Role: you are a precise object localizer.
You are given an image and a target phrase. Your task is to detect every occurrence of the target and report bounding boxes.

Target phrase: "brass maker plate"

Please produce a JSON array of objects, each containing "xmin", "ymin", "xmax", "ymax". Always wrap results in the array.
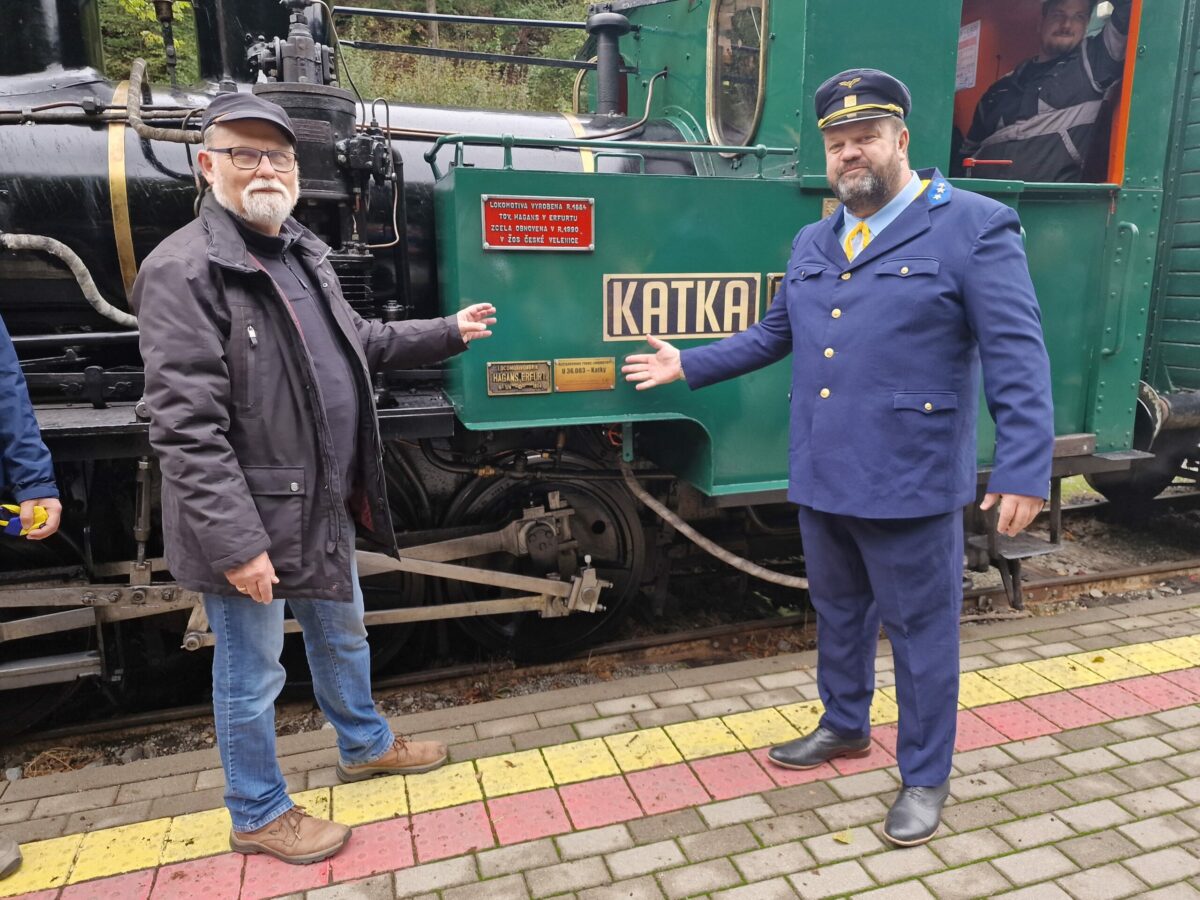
[
  {"xmin": 486, "ymin": 360, "xmax": 552, "ymax": 396},
  {"xmin": 554, "ymin": 357, "xmax": 616, "ymax": 392}
]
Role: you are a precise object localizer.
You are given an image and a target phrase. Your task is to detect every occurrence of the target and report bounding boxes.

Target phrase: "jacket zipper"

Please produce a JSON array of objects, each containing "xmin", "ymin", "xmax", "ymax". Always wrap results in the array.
[{"xmin": 247, "ymin": 324, "xmax": 258, "ymax": 347}]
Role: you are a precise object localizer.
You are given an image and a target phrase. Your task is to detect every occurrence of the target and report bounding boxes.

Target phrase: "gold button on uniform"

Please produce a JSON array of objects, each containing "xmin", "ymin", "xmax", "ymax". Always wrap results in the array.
[
  {"xmin": 924, "ymin": 402, "xmax": 933, "ymax": 411},
  {"xmin": 824, "ymin": 348, "xmax": 835, "ymax": 358},
  {"xmin": 901, "ymin": 266, "xmax": 910, "ymax": 275},
  {"xmin": 819, "ymin": 388, "xmax": 831, "ymax": 399},
  {"xmin": 831, "ymin": 308, "xmax": 842, "ymax": 319},
  {"xmin": 840, "ymin": 272, "xmax": 852, "ymax": 281}
]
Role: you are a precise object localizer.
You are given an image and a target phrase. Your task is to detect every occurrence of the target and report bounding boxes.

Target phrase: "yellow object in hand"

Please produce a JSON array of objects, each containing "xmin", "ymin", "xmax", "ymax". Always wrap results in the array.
[{"xmin": 0, "ymin": 503, "xmax": 48, "ymax": 536}]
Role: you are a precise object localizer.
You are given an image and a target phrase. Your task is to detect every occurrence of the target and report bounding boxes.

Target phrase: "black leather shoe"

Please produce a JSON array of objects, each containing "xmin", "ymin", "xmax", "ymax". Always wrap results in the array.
[
  {"xmin": 766, "ymin": 726, "xmax": 872, "ymax": 770},
  {"xmin": 883, "ymin": 780, "xmax": 951, "ymax": 846}
]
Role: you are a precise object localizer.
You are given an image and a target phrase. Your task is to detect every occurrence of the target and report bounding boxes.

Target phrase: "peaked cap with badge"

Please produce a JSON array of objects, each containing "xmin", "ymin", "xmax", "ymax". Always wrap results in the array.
[{"xmin": 814, "ymin": 68, "xmax": 912, "ymax": 131}]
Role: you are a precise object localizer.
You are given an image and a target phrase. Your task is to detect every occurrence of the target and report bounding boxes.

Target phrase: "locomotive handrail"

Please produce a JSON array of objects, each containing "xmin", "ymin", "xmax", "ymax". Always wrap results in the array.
[{"xmin": 424, "ymin": 134, "xmax": 796, "ymax": 179}]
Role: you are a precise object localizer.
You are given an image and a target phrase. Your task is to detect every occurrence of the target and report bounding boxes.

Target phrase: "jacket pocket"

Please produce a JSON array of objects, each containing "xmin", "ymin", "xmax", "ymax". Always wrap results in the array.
[
  {"xmin": 893, "ymin": 391, "xmax": 958, "ymax": 413},
  {"xmin": 230, "ymin": 305, "xmax": 262, "ymax": 417},
  {"xmin": 877, "ymin": 258, "xmax": 940, "ymax": 278},
  {"xmin": 788, "ymin": 262, "xmax": 828, "ymax": 282},
  {"xmin": 892, "ymin": 392, "xmax": 958, "ymax": 494},
  {"xmin": 244, "ymin": 465, "xmax": 304, "ymax": 573}
]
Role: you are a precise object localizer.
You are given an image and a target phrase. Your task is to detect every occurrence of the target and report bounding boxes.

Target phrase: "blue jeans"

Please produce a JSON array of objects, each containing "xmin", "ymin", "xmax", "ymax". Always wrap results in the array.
[{"xmin": 203, "ymin": 559, "xmax": 393, "ymax": 832}]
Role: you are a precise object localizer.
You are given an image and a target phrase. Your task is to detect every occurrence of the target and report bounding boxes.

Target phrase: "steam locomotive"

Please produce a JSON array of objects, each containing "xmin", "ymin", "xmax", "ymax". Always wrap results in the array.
[{"xmin": 0, "ymin": 0, "xmax": 1193, "ymax": 736}]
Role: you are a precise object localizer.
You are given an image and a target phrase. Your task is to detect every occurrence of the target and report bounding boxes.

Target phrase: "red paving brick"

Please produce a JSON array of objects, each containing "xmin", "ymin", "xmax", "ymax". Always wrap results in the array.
[
  {"xmin": 953, "ymin": 710, "xmax": 1008, "ymax": 752},
  {"xmin": 750, "ymin": 748, "xmax": 837, "ymax": 787},
  {"xmin": 488, "ymin": 788, "xmax": 572, "ymax": 846},
  {"xmin": 627, "ymin": 763, "xmax": 711, "ymax": 815},
  {"xmin": 830, "ymin": 740, "xmax": 896, "ymax": 775},
  {"xmin": 690, "ymin": 753, "xmax": 775, "ymax": 801},
  {"xmin": 871, "ymin": 724, "xmax": 900, "ymax": 758},
  {"xmin": 149, "ymin": 853, "xmax": 244, "ymax": 900},
  {"xmin": 1072, "ymin": 683, "xmax": 1159, "ymax": 719},
  {"xmin": 1161, "ymin": 667, "xmax": 1200, "ymax": 695},
  {"xmin": 329, "ymin": 817, "xmax": 415, "ymax": 883},
  {"xmin": 973, "ymin": 701, "xmax": 1059, "ymax": 741},
  {"xmin": 14, "ymin": 893, "xmax": 59, "ymax": 900},
  {"xmin": 1118, "ymin": 674, "xmax": 1199, "ymax": 710},
  {"xmin": 240, "ymin": 852, "xmax": 331, "ymax": 900},
  {"xmin": 1024, "ymin": 691, "xmax": 1113, "ymax": 730},
  {"xmin": 410, "ymin": 802, "xmax": 495, "ymax": 863},
  {"xmin": 61, "ymin": 871, "xmax": 154, "ymax": 900},
  {"xmin": 559, "ymin": 775, "xmax": 643, "ymax": 830}
]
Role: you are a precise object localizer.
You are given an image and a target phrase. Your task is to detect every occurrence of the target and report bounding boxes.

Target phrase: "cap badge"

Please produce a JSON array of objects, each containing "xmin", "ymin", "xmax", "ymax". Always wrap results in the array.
[
  {"xmin": 843, "ymin": 94, "xmax": 857, "ymax": 109},
  {"xmin": 838, "ymin": 77, "xmax": 862, "ymax": 90}
]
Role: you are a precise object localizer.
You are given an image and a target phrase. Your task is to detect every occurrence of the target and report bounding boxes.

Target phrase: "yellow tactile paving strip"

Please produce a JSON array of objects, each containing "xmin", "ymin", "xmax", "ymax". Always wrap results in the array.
[{"xmin": 6, "ymin": 627, "xmax": 1200, "ymax": 897}]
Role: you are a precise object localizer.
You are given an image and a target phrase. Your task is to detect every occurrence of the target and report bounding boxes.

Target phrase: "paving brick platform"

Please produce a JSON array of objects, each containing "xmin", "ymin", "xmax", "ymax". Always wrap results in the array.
[{"xmin": 5, "ymin": 592, "xmax": 1200, "ymax": 898}]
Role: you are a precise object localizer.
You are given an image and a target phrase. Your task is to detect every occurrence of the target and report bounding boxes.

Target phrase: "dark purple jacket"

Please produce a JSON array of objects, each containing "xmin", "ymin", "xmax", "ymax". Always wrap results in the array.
[{"xmin": 133, "ymin": 194, "xmax": 464, "ymax": 600}]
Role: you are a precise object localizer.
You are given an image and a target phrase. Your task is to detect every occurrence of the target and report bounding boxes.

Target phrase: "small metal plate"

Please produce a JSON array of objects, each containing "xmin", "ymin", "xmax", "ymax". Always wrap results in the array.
[
  {"xmin": 767, "ymin": 273, "xmax": 785, "ymax": 307},
  {"xmin": 486, "ymin": 360, "xmax": 552, "ymax": 396},
  {"xmin": 482, "ymin": 194, "xmax": 595, "ymax": 251},
  {"xmin": 554, "ymin": 357, "xmax": 616, "ymax": 392}
]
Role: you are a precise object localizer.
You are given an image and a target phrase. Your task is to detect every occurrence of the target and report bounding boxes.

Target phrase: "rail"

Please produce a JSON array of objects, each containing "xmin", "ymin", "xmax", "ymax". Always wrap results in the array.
[{"xmin": 423, "ymin": 134, "xmax": 797, "ymax": 179}]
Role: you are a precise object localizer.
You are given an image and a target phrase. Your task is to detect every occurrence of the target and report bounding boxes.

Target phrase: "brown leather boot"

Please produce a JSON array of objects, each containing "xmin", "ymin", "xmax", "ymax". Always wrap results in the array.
[
  {"xmin": 337, "ymin": 735, "xmax": 448, "ymax": 782},
  {"xmin": 229, "ymin": 806, "xmax": 349, "ymax": 864}
]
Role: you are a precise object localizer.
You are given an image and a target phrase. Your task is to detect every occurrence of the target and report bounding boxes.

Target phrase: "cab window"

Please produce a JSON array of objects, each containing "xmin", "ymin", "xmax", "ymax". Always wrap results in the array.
[{"xmin": 707, "ymin": 0, "xmax": 769, "ymax": 148}]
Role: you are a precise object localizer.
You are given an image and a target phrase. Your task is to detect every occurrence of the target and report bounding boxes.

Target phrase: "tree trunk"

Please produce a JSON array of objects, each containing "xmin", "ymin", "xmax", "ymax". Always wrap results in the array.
[{"xmin": 427, "ymin": 0, "xmax": 439, "ymax": 48}]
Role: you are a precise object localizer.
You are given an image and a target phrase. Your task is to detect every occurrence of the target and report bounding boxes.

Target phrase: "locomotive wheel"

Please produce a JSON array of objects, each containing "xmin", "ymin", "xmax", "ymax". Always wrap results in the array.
[
  {"xmin": 442, "ymin": 455, "xmax": 646, "ymax": 662},
  {"xmin": 1085, "ymin": 454, "xmax": 1182, "ymax": 508}
]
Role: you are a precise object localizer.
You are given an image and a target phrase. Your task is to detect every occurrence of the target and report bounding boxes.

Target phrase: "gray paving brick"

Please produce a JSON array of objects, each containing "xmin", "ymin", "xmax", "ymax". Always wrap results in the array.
[
  {"xmin": 477, "ymin": 715, "xmax": 541, "ymax": 740},
  {"xmin": 745, "ymin": 689, "xmax": 805, "ymax": 710},
  {"xmin": 1119, "ymin": 814, "xmax": 1200, "ymax": 851},
  {"xmin": 536, "ymin": 704, "xmax": 599, "ymax": 728},
  {"xmin": 922, "ymin": 861, "xmax": 1012, "ymax": 900},
  {"xmin": 952, "ymin": 746, "xmax": 1017, "ymax": 775},
  {"xmin": 814, "ymin": 796, "xmax": 888, "ymax": 831},
  {"xmin": 194, "ymin": 768, "xmax": 225, "ymax": 791},
  {"xmin": 65, "ymin": 800, "xmax": 153, "ymax": 835},
  {"xmin": 1000, "ymin": 759, "xmax": 1073, "ymax": 788},
  {"xmin": 1056, "ymin": 724, "xmax": 1122, "ymax": 752},
  {"xmin": 478, "ymin": 839, "xmax": 559, "ymax": 878},
  {"xmin": 951, "ymin": 770, "xmax": 1017, "ymax": 801},
  {"xmin": 7, "ymin": 814, "xmax": 66, "ymax": 841},
  {"xmin": 0, "ymin": 799, "xmax": 34, "ymax": 826},
  {"xmin": 1055, "ymin": 799, "xmax": 1135, "ymax": 832},
  {"xmin": 606, "ymin": 841, "xmax": 687, "ymax": 880},
  {"xmin": 994, "ymin": 885, "xmax": 1074, "ymax": 900},
  {"xmin": 628, "ymin": 810, "xmax": 707, "ymax": 846},
  {"xmin": 991, "ymin": 846, "xmax": 1078, "ymax": 886},
  {"xmin": 860, "ymin": 845, "xmax": 943, "ymax": 884},
  {"xmin": 679, "ymin": 824, "xmax": 759, "ymax": 862},
  {"xmin": 527, "ymin": 857, "xmax": 611, "ymax": 898},
  {"xmin": 856, "ymin": 881, "xmax": 937, "ymax": 900},
  {"xmin": 764, "ymin": 782, "xmax": 838, "ymax": 816},
  {"xmin": 1171, "ymin": 751, "xmax": 1200, "ymax": 776},
  {"xmin": 1074, "ymin": 622, "xmax": 1121, "ymax": 637},
  {"xmin": 1056, "ymin": 829, "xmax": 1141, "ymax": 868},
  {"xmin": 650, "ymin": 688, "xmax": 711, "ymax": 706},
  {"xmin": 756, "ymin": 670, "xmax": 814, "ymax": 691},
  {"xmin": 698, "ymin": 795, "xmax": 774, "ymax": 828},
  {"xmin": 633, "ymin": 706, "xmax": 695, "ymax": 729},
  {"xmin": 803, "ymin": 826, "xmax": 884, "ymax": 863},
  {"xmin": 309, "ymin": 874, "xmax": 397, "ymax": 900},
  {"xmin": 147, "ymin": 786, "xmax": 227, "ymax": 819},
  {"xmin": 1056, "ymin": 861, "xmax": 1148, "ymax": 899},
  {"xmin": 690, "ymin": 697, "xmax": 752, "ymax": 717},
  {"xmin": 658, "ymin": 858, "xmax": 741, "ymax": 900},
  {"xmin": 732, "ymin": 843, "xmax": 814, "ymax": 881},
  {"xmin": 1108, "ymin": 716, "xmax": 1173, "ymax": 740},
  {"xmin": 992, "ymin": 649, "xmax": 1041, "ymax": 664},
  {"xmin": 31, "ymin": 785, "xmax": 118, "ymax": 819},
  {"xmin": 1115, "ymin": 786, "xmax": 1192, "ymax": 818},
  {"xmin": 307, "ymin": 767, "xmax": 340, "ymax": 790},
  {"xmin": 441, "ymin": 874, "xmax": 530, "ymax": 900},
  {"xmin": 827, "ymin": 769, "xmax": 898, "ymax": 801},
  {"xmin": 394, "ymin": 857, "xmax": 479, "ymax": 898},
  {"xmin": 1114, "ymin": 759, "xmax": 1186, "ymax": 790},
  {"xmin": 1162, "ymin": 727, "xmax": 1200, "ymax": 753},
  {"xmin": 596, "ymin": 695, "xmax": 657, "ymax": 717},
  {"xmin": 1138, "ymin": 884, "xmax": 1200, "ymax": 900},
  {"xmin": 1032, "ymin": 641, "xmax": 1084, "ymax": 657},
  {"xmin": 1006, "ymin": 736, "xmax": 1069, "ymax": 762},
  {"xmin": 1000, "ymin": 785, "xmax": 1073, "ymax": 817},
  {"xmin": 1057, "ymin": 772, "xmax": 1129, "ymax": 803},
  {"xmin": 928, "ymin": 827, "xmax": 1012, "ymax": 867},
  {"xmin": 557, "ymin": 825, "xmax": 634, "ymax": 860},
  {"xmin": 993, "ymin": 634, "xmax": 1042, "ymax": 650},
  {"xmin": 960, "ymin": 655, "xmax": 994, "ymax": 672},
  {"xmin": 448, "ymin": 735, "xmax": 516, "ymax": 763},
  {"xmin": 1155, "ymin": 707, "xmax": 1200, "ymax": 729},
  {"xmin": 513, "ymin": 725, "xmax": 579, "ymax": 751},
  {"xmin": 1124, "ymin": 848, "xmax": 1200, "ymax": 887},
  {"xmin": 1111, "ymin": 736, "xmax": 1177, "ymax": 763},
  {"xmin": 578, "ymin": 875, "xmax": 666, "ymax": 900},
  {"xmin": 1059, "ymin": 747, "xmax": 1124, "ymax": 775},
  {"xmin": 113, "ymin": 772, "xmax": 198, "ymax": 804},
  {"xmin": 941, "ymin": 797, "xmax": 1016, "ymax": 832},
  {"xmin": 995, "ymin": 813, "xmax": 1076, "ymax": 850},
  {"xmin": 576, "ymin": 716, "xmax": 639, "ymax": 739},
  {"xmin": 788, "ymin": 860, "xmax": 874, "ymax": 899},
  {"xmin": 1075, "ymin": 635, "xmax": 1124, "ymax": 651},
  {"xmin": 706, "ymin": 678, "xmax": 769, "ymax": 700},
  {"xmin": 712, "ymin": 877, "xmax": 800, "ymax": 900},
  {"xmin": 751, "ymin": 812, "xmax": 826, "ymax": 846}
]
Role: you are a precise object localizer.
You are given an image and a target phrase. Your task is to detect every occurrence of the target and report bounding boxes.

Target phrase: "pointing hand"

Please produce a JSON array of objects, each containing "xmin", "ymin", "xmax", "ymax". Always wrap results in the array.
[{"xmin": 621, "ymin": 336, "xmax": 683, "ymax": 391}]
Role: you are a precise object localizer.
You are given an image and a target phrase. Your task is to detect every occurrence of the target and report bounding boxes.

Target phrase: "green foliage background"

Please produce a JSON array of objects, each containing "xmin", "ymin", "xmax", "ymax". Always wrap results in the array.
[{"xmin": 98, "ymin": 0, "xmax": 592, "ymax": 112}]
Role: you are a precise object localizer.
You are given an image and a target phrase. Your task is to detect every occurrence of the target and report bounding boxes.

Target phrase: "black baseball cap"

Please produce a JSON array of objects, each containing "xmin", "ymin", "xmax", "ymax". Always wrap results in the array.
[
  {"xmin": 814, "ymin": 68, "xmax": 912, "ymax": 131},
  {"xmin": 201, "ymin": 91, "xmax": 297, "ymax": 146}
]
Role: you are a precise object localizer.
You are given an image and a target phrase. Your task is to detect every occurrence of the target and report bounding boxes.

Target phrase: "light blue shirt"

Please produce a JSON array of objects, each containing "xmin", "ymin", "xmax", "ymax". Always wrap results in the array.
[{"xmin": 836, "ymin": 171, "xmax": 925, "ymax": 249}]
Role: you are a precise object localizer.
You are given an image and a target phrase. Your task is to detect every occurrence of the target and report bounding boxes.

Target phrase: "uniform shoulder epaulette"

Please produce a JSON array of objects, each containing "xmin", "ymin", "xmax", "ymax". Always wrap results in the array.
[{"xmin": 927, "ymin": 179, "xmax": 952, "ymax": 207}]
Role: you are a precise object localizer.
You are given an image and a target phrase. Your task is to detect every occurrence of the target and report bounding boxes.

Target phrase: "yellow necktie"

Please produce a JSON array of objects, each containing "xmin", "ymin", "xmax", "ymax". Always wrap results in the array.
[{"xmin": 844, "ymin": 221, "xmax": 871, "ymax": 261}]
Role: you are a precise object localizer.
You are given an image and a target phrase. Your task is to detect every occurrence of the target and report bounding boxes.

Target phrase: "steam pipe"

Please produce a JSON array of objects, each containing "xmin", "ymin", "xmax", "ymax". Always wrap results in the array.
[{"xmin": 0, "ymin": 233, "xmax": 137, "ymax": 328}]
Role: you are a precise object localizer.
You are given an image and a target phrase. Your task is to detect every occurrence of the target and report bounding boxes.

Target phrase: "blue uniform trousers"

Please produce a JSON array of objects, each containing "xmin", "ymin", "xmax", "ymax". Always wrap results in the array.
[{"xmin": 798, "ymin": 505, "xmax": 963, "ymax": 787}]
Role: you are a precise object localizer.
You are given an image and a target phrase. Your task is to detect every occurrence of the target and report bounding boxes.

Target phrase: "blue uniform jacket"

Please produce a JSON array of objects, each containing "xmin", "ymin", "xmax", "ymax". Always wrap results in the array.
[
  {"xmin": 0, "ymin": 313, "xmax": 57, "ymax": 503},
  {"xmin": 680, "ymin": 169, "xmax": 1054, "ymax": 519}
]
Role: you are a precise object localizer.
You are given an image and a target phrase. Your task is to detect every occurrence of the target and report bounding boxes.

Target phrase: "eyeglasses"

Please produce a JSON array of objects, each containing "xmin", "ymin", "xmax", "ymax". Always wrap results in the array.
[{"xmin": 208, "ymin": 147, "xmax": 298, "ymax": 172}]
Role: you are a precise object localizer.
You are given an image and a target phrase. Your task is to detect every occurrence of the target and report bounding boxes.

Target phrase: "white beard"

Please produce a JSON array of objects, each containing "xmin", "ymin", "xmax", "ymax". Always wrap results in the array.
[{"xmin": 213, "ymin": 176, "xmax": 298, "ymax": 232}]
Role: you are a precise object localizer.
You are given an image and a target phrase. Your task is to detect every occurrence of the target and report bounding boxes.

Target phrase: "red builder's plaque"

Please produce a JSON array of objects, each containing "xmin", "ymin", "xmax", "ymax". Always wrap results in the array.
[{"xmin": 481, "ymin": 195, "xmax": 595, "ymax": 251}]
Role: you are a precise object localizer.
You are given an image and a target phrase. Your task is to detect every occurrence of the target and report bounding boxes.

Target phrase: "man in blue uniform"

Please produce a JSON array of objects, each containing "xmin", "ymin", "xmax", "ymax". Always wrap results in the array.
[{"xmin": 623, "ymin": 69, "xmax": 1054, "ymax": 846}]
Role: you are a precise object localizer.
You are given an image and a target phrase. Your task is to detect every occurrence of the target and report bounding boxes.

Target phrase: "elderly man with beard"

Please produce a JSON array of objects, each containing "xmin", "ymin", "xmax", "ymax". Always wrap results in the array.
[
  {"xmin": 623, "ymin": 69, "xmax": 1054, "ymax": 846},
  {"xmin": 132, "ymin": 92, "xmax": 496, "ymax": 865}
]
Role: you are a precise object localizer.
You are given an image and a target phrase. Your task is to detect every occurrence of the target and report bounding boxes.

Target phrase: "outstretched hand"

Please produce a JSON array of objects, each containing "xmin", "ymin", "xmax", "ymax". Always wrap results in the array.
[
  {"xmin": 622, "ymin": 335, "xmax": 683, "ymax": 391},
  {"xmin": 980, "ymin": 492, "xmax": 1044, "ymax": 537},
  {"xmin": 457, "ymin": 303, "xmax": 497, "ymax": 344}
]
